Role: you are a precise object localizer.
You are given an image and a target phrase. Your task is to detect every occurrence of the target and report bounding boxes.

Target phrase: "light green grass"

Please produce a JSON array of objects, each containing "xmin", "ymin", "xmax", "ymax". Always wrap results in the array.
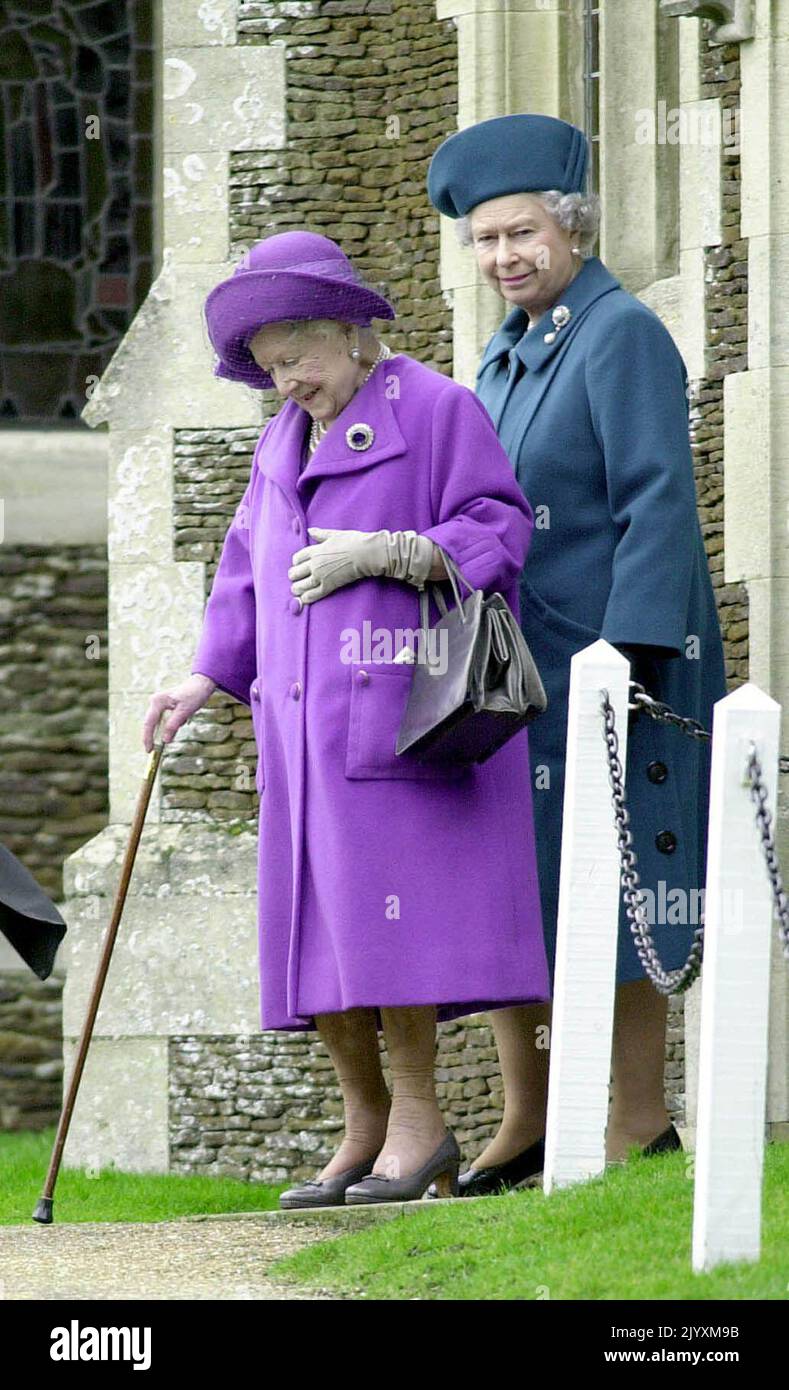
[
  {"xmin": 0, "ymin": 1128, "xmax": 282, "ymax": 1225},
  {"xmin": 267, "ymin": 1142, "xmax": 789, "ymax": 1300},
  {"xmin": 5, "ymin": 1129, "xmax": 787, "ymax": 1300}
]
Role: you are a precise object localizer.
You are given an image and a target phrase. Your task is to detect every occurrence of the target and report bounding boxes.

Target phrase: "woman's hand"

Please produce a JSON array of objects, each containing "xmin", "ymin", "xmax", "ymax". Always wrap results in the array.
[
  {"xmin": 142, "ymin": 673, "xmax": 217, "ymax": 751},
  {"xmin": 289, "ymin": 527, "xmax": 436, "ymax": 603}
]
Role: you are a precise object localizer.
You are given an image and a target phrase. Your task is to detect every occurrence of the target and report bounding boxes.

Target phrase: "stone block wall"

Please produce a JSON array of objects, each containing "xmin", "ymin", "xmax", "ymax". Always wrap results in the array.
[
  {"xmin": 0, "ymin": 974, "xmax": 64, "ymax": 1131},
  {"xmin": 169, "ymin": 1006, "xmax": 684, "ymax": 1185},
  {"xmin": 169, "ymin": 1017, "xmax": 507, "ymax": 1183},
  {"xmin": 659, "ymin": 29, "xmax": 748, "ymax": 1137},
  {"xmin": 164, "ymin": 427, "xmax": 262, "ymax": 823},
  {"xmin": 233, "ymin": 0, "xmax": 457, "ymax": 375},
  {"xmin": 692, "ymin": 32, "xmax": 748, "ymax": 691},
  {"xmin": 0, "ymin": 543, "xmax": 108, "ymax": 1130},
  {"xmin": 0, "ymin": 546, "xmax": 109, "ymax": 893}
]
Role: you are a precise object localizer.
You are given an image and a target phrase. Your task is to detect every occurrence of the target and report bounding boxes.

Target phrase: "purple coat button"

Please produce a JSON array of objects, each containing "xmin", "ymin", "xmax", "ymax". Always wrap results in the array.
[
  {"xmin": 251, "ymin": 682, "xmax": 260, "ymax": 701},
  {"xmin": 355, "ymin": 669, "xmax": 370, "ymax": 685},
  {"xmin": 290, "ymin": 681, "xmax": 302, "ymax": 699},
  {"xmin": 292, "ymin": 517, "xmax": 301, "ymax": 533},
  {"xmin": 289, "ymin": 596, "xmax": 303, "ymax": 614}
]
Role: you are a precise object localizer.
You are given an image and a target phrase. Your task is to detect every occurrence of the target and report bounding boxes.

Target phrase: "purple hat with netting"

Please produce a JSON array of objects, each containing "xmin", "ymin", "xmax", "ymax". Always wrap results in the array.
[{"xmin": 204, "ymin": 231, "xmax": 397, "ymax": 390}]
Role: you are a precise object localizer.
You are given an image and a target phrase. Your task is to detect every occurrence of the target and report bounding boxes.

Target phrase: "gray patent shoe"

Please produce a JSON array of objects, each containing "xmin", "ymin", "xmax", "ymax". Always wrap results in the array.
[
  {"xmin": 279, "ymin": 1154, "xmax": 383, "ymax": 1209},
  {"xmin": 344, "ymin": 1130, "xmax": 461, "ymax": 1204}
]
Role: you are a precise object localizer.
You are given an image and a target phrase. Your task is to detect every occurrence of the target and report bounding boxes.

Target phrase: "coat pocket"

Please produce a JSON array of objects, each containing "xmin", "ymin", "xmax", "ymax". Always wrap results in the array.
[
  {"xmin": 249, "ymin": 678, "xmax": 265, "ymax": 792},
  {"xmin": 344, "ymin": 661, "xmax": 471, "ymax": 782},
  {"xmin": 519, "ymin": 576, "xmax": 602, "ymax": 646}
]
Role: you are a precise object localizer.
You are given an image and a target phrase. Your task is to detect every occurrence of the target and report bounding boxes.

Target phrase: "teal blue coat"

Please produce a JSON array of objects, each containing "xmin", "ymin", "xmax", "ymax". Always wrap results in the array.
[{"xmin": 476, "ymin": 255, "xmax": 728, "ymax": 985}]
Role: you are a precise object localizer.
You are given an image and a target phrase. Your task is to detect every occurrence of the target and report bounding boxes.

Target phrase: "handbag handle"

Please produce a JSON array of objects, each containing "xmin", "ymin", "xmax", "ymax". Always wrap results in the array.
[{"xmin": 419, "ymin": 547, "xmax": 476, "ymax": 631}]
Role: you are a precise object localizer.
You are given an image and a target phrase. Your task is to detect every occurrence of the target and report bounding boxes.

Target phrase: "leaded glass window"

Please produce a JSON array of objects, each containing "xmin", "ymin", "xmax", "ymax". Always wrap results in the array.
[{"xmin": 0, "ymin": 0, "xmax": 154, "ymax": 424}]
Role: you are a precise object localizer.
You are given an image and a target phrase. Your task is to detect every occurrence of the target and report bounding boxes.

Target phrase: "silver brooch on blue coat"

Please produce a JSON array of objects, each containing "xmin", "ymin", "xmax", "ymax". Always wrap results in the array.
[
  {"xmin": 543, "ymin": 304, "xmax": 572, "ymax": 344},
  {"xmin": 346, "ymin": 422, "xmax": 375, "ymax": 451}
]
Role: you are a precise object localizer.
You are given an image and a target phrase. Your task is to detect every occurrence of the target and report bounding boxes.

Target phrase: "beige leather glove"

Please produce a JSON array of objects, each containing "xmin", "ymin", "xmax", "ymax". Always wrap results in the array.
[{"xmin": 289, "ymin": 526, "xmax": 436, "ymax": 605}]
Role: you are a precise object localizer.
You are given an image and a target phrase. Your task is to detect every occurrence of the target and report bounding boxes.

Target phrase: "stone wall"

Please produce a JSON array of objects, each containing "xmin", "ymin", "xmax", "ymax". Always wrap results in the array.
[
  {"xmin": 169, "ymin": 1002, "xmax": 684, "ymax": 1184},
  {"xmin": 170, "ymin": 1016, "xmax": 504, "ymax": 1182},
  {"xmin": 0, "ymin": 546, "xmax": 109, "ymax": 894},
  {"xmin": 663, "ymin": 29, "xmax": 748, "ymax": 1136},
  {"xmin": 0, "ymin": 974, "xmax": 64, "ymax": 1131},
  {"xmin": 0, "ymin": 543, "xmax": 108, "ymax": 1130},
  {"xmin": 658, "ymin": 30, "xmax": 748, "ymax": 1139},
  {"xmin": 234, "ymin": 0, "xmax": 457, "ymax": 375},
  {"xmin": 164, "ymin": 428, "xmax": 261, "ymax": 823},
  {"xmin": 692, "ymin": 31, "xmax": 748, "ymax": 691}
]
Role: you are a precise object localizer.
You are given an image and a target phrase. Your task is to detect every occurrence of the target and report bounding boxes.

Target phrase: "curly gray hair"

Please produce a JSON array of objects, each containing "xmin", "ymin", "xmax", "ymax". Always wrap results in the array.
[
  {"xmin": 249, "ymin": 318, "xmax": 351, "ymax": 350},
  {"xmin": 455, "ymin": 190, "xmax": 602, "ymax": 257}
]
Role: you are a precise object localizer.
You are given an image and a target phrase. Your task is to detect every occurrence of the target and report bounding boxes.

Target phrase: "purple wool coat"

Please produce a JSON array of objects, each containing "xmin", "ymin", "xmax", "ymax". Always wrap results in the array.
[{"xmin": 191, "ymin": 353, "xmax": 551, "ymax": 1031}]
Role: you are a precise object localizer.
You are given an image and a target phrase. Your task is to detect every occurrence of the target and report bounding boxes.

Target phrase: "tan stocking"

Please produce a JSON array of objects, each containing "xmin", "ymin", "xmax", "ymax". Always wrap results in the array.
[
  {"xmin": 606, "ymin": 978, "xmax": 671, "ymax": 1160},
  {"xmin": 472, "ymin": 1002, "xmax": 550, "ymax": 1169},
  {"xmin": 314, "ymin": 1007, "xmax": 391, "ymax": 1180},
  {"xmin": 373, "ymin": 1005, "xmax": 448, "ymax": 1180}
]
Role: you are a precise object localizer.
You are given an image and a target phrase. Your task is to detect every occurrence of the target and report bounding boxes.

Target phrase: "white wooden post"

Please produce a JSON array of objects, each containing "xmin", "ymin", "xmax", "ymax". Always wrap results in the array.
[
  {"xmin": 543, "ymin": 640, "xmax": 631, "ymax": 1193},
  {"xmin": 692, "ymin": 682, "xmax": 781, "ymax": 1271}
]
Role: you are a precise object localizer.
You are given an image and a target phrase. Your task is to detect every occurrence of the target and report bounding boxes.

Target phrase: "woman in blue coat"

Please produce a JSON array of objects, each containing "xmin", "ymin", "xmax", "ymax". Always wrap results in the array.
[{"xmin": 426, "ymin": 114, "xmax": 728, "ymax": 1195}]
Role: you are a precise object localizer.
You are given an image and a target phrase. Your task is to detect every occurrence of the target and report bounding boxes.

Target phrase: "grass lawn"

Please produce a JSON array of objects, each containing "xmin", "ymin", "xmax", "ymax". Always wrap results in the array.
[
  {"xmin": 0, "ymin": 1128, "xmax": 282, "ymax": 1226},
  {"xmin": 268, "ymin": 1142, "xmax": 789, "ymax": 1301},
  {"xmin": 3, "ymin": 1129, "xmax": 787, "ymax": 1300}
]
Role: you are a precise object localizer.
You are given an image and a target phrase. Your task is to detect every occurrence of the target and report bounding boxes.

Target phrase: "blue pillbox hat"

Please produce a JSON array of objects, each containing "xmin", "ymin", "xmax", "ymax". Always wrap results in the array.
[{"xmin": 427, "ymin": 113, "xmax": 589, "ymax": 218}]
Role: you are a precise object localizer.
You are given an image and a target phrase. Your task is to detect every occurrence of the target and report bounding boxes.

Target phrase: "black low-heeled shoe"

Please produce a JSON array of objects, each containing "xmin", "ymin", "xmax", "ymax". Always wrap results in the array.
[
  {"xmin": 605, "ymin": 1121, "xmax": 683, "ymax": 1168},
  {"xmin": 426, "ymin": 1133, "xmax": 546, "ymax": 1199},
  {"xmin": 427, "ymin": 1121, "xmax": 683, "ymax": 1199}
]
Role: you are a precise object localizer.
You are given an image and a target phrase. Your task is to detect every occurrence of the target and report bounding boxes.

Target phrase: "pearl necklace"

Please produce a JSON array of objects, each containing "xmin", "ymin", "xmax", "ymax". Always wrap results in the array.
[{"xmin": 308, "ymin": 343, "xmax": 393, "ymax": 454}]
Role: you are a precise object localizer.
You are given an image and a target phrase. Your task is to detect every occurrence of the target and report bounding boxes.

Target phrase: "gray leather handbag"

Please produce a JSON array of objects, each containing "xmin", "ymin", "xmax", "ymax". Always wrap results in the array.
[{"xmin": 395, "ymin": 550, "xmax": 548, "ymax": 767}]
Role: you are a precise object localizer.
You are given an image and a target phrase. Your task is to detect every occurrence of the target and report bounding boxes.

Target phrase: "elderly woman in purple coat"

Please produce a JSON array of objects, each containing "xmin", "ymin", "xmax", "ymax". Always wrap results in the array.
[{"xmin": 143, "ymin": 231, "xmax": 550, "ymax": 1207}]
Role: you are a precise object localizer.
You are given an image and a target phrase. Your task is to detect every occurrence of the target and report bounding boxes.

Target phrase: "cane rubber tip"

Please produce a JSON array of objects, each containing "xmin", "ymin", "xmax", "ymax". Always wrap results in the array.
[{"xmin": 32, "ymin": 1197, "xmax": 54, "ymax": 1224}]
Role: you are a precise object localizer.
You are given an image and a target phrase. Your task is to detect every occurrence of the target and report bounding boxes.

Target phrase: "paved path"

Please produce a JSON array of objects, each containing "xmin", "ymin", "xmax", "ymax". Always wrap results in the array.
[{"xmin": 0, "ymin": 1200, "xmax": 445, "ymax": 1301}]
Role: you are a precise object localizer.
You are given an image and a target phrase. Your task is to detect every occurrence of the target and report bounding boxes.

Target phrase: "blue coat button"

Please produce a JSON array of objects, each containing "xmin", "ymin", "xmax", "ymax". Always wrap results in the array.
[
  {"xmin": 655, "ymin": 830, "xmax": 677, "ymax": 854},
  {"xmin": 647, "ymin": 760, "xmax": 668, "ymax": 783}
]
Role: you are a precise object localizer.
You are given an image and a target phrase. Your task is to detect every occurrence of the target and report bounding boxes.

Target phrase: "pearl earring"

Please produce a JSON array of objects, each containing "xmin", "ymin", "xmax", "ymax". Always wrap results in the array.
[
  {"xmin": 571, "ymin": 247, "xmax": 581, "ymax": 256},
  {"xmin": 350, "ymin": 345, "xmax": 361, "ymax": 360}
]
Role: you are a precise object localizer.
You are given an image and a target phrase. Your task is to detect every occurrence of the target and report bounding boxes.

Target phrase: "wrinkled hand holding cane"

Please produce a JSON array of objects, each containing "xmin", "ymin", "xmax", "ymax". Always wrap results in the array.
[{"xmin": 142, "ymin": 673, "xmax": 217, "ymax": 752}]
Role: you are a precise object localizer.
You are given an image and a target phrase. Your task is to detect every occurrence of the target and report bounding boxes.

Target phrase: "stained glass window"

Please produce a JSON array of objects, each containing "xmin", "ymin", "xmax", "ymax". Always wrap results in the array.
[{"xmin": 0, "ymin": 1, "xmax": 154, "ymax": 424}]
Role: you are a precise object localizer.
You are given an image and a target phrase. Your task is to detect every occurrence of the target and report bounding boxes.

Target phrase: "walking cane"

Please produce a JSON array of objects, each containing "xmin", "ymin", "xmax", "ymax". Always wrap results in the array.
[{"xmin": 32, "ymin": 713, "xmax": 168, "ymax": 1224}]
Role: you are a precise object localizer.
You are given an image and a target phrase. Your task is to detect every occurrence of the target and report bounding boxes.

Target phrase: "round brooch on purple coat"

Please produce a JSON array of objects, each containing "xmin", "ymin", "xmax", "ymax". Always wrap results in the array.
[{"xmin": 346, "ymin": 423, "xmax": 375, "ymax": 451}]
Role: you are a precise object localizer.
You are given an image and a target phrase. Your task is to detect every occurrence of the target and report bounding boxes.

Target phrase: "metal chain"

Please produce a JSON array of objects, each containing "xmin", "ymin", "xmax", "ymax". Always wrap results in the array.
[
  {"xmin": 628, "ymin": 683, "xmax": 711, "ymax": 743},
  {"xmin": 601, "ymin": 683, "xmax": 789, "ymax": 990},
  {"xmin": 600, "ymin": 690, "xmax": 704, "ymax": 995},
  {"xmin": 745, "ymin": 743, "xmax": 789, "ymax": 961},
  {"xmin": 629, "ymin": 682, "xmax": 789, "ymax": 774}
]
